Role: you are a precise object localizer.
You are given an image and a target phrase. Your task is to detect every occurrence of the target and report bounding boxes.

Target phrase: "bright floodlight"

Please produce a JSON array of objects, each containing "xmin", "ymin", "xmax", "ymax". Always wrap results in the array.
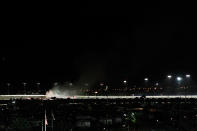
[
  {"xmin": 144, "ymin": 78, "xmax": 148, "ymax": 81},
  {"xmin": 123, "ymin": 80, "xmax": 127, "ymax": 83},
  {"xmin": 177, "ymin": 77, "xmax": 182, "ymax": 81},
  {"xmin": 167, "ymin": 75, "xmax": 172, "ymax": 79},
  {"xmin": 186, "ymin": 74, "xmax": 190, "ymax": 78}
]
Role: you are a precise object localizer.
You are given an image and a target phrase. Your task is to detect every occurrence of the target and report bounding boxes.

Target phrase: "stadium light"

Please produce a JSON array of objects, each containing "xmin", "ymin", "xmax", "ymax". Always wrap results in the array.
[
  {"xmin": 22, "ymin": 82, "xmax": 27, "ymax": 95},
  {"xmin": 176, "ymin": 77, "xmax": 182, "ymax": 81},
  {"xmin": 155, "ymin": 83, "xmax": 159, "ymax": 86},
  {"xmin": 123, "ymin": 80, "xmax": 127, "ymax": 84},
  {"xmin": 167, "ymin": 75, "xmax": 172, "ymax": 79},
  {"xmin": 186, "ymin": 74, "xmax": 190, "ymax": 78},
  {"xmin": 144, "ymin": 78, "xmax": 148, "ymax": 81},
  {"xmin": 7, "ymin": 83, "xmax": 10, "ymax": 95}
]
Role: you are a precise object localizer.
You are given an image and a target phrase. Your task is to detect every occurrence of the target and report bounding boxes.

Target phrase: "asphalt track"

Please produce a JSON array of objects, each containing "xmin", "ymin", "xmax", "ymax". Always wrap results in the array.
[{"xmin": 1, "ymin": 95, "xmax": 197, "ymax": 100}]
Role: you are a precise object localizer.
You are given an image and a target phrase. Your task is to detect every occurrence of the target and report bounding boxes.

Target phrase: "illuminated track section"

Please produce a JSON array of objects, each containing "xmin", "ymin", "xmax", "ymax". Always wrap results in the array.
[
  {"xmin": 1, "ymin": 95, "xmax": 197, "ymax": 100},
  {"xmin": 0, "ymin": 95, "xmax": 46, "ymax": 100},
  {"xmin": 71, "ymin": 95, "xmax": 197, "ymax": 99}
]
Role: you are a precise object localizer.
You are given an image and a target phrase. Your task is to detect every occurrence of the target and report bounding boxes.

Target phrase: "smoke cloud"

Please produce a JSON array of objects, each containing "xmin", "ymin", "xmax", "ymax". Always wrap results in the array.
[{"xmin": 46, "ymin": 82, "xmax": 86, "ymax": 98}]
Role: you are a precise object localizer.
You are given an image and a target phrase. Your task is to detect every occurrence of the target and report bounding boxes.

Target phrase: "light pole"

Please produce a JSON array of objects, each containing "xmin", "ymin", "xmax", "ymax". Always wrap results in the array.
[
  {"xmin": 94, "ymin": 91, "xmax": 98, "ymax": 98},
  {"xmin": 144, "ymin": 78, "xmax": 148, "ymax": 86},
  {"xmin": 176, "ymin": 77, "xmax": 183, "ymax": 96},
  {"xmin": 166, "ymin": 75, "xmax": 172, "ymax": 96},
  {"xmin": 105, "ymin": 85, "xmax": 108, "ymax": 97},
  {"xmin": 176, "ymin": 77, "xmax": 182, "ymax": 87},
  {"xmin": 37, "ymin": 82, "xmax": 41, "ymax": 94},
  {"xmin": 23, "ymin": 82, "xmax": 27, "ymax": 94},
  {"xmin": 7, "ymin": 83, "xmax": 10, "ymax": 95},
  {"xmin": 185, "ymin": 74, "xmax": 191, "ymax": 96},
  {"xmin": 144, "ymin": 78, "xmax": 148, "ymax": 95},
  {"xmin": 123, "ymin": 80, "xmax": 127, "ymax": 95},
  {"xmin": 144, "ymin": 78, "xmax": 148, "ymax": 87}
]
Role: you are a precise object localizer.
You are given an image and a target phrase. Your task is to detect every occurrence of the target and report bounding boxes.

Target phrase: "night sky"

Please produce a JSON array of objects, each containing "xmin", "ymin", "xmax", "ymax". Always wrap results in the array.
[{"xmin": 0, "ymin": 2, "xmax": 196, "ymax": 84}]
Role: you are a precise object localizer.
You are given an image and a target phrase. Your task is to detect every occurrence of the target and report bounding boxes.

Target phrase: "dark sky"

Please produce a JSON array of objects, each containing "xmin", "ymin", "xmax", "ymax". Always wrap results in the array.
[{"xmin": 0, "ymin": 1, "xmax": 196, "ymax": 83}]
